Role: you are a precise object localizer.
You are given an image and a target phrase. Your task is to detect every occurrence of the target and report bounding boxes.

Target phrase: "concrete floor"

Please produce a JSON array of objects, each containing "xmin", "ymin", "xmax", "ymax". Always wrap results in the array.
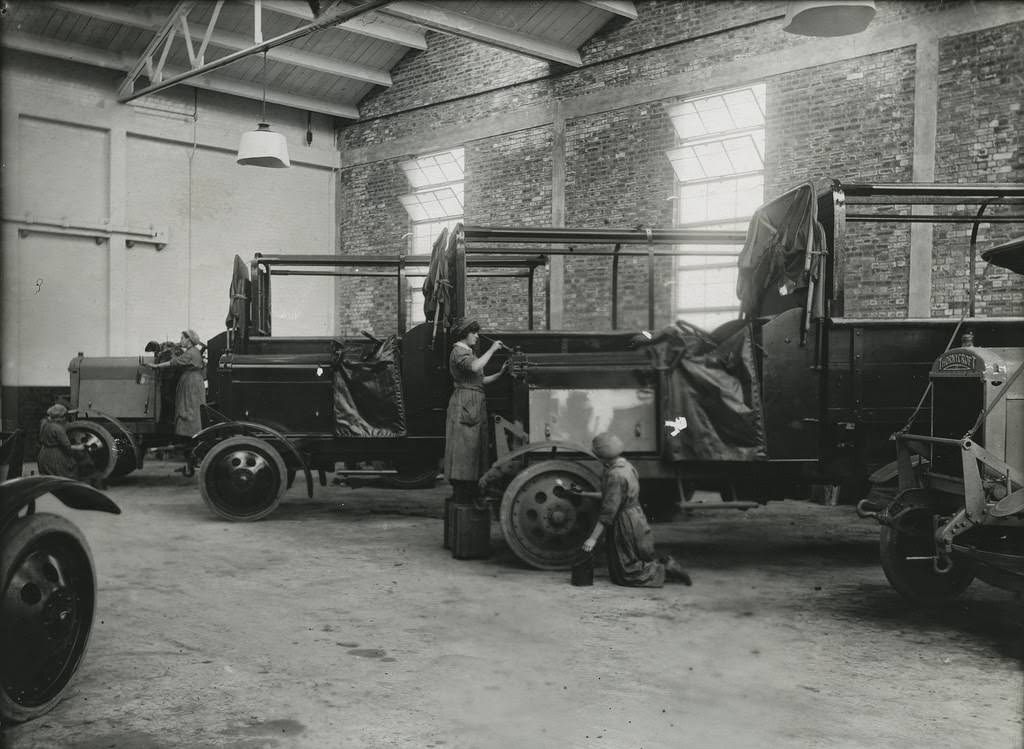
[{"xmin": 3, "ymin": 461, "xmax": 1023, "ymax": 749}]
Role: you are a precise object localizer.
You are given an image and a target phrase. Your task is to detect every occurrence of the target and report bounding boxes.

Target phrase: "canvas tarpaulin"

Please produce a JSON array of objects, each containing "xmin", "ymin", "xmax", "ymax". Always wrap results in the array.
[
  {"xmin": 736, "ymin": 181, "xmax": 827, "ymax": 319},
  {"xmin": 644, "ymin": 322, "xmax": 766, "ymax": 462},
  {"xmin": 333, "ymin": 335, "xmax": 407, "ymax": 437}
]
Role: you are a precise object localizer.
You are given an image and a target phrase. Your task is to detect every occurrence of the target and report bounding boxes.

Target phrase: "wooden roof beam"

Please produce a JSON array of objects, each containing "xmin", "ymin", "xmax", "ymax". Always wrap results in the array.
[
  {"xmin": 579, "ymin": 1, "xmax": 639, "ymax": 20},
  {"xmin": 54, "ymin": 0, "xmax": 393, "ymax": 86},
  {"xmin": 260, "ymin": 0, "xmax": 429, "ymax": 49},
  {"xmin": 380, "ymin": 1, "xmax": 584, "ymax": 67},
  {"xmin": 3, "ymin": 31, "xmax": 359, "ymax": 119}
]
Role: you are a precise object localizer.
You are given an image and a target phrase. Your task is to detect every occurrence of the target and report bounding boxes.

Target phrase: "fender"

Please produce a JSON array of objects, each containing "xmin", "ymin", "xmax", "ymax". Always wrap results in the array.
[
  {"xmin": 0, "ymin": 476, "xmax": 121, "ymax": 533},
  {"xmin": 868, "ymin": 453, "xmax": 927, "ymax": 484},
  {"xmin": 73, "ymin": 409, "xmax": 141, "ymax": 466},
  {"xmin": 189, "ymin": 421, "xmax": 314, "ymax": 498},
  {"xmin": 488, "ymin": 440, "xmax": 599, "ymax": 473}
]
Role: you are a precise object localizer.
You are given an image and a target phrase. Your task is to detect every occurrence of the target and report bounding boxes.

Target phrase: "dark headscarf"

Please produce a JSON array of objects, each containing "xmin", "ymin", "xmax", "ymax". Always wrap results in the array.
[{"xmin": 450, "ymin": 317, "xmax": 480, "ymax": 343}]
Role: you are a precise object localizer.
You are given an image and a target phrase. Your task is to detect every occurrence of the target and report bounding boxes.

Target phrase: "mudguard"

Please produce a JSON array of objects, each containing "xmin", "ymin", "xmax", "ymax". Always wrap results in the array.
[
  {"xmin": 0, "ymin": 476, "xmax": 121, "ymax": 532},
  {"xmin": 73, "ymin": 410, "xmax": 141, "ymax": 466},
  {"xmin": 189, "ymin": 421, "xmax": 314, "ymax": 498}
]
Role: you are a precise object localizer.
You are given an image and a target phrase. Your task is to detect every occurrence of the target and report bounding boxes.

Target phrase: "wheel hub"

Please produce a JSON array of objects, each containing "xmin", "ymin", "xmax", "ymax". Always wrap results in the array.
[{"xmin": 225, "ymin": 451, "xmax": 268, "ymax": 491}]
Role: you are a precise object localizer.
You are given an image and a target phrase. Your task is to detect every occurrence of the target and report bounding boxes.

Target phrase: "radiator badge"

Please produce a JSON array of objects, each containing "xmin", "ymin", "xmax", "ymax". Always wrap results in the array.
[
  {"xmin": 665, "ymin": 416, "xmax": 688, "ymax": 436},
  {"xmin": 938, "ymin": 351, "xmax": 978, "ymax": 371}
]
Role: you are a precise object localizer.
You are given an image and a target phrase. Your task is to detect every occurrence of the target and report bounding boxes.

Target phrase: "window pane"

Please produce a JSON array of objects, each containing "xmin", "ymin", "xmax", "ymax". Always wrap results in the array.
[
  {"xmin": 668, "ymin": 84, "xmax": 765, "ymax": 324},
  {"xmin": 400, "ymin": 148, "xmax": 465, "ymax": 189}
]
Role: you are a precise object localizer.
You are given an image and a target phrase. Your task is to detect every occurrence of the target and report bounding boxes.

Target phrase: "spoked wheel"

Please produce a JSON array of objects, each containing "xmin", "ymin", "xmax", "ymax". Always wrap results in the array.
[
  {"xmin": 879, "ymin": 505, "xmax": 975, "ymax": 605},
  {"xmin": 0, "ymin": 513, "xmax": 96, "ymax": 724},
  {"xmin": 199, "ymin": 436, "xmax": 286, "ymax": 521},
  {"xmin": 499, "ymin": 460, "xmax": 601, "ymax": 570},
  {"xmin": 65, "ymin": 421, "xmax": 119, "ymax": 479}
]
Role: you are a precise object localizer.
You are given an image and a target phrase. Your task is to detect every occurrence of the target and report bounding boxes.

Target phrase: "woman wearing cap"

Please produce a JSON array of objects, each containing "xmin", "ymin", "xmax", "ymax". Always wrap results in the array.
[
  {"xmin": 444, "ymin": 318, "xmax": 510, "ymax": 506},
  {"xmin": 581, "ymin": 431, "xmax": 692, "ymax": 587},
  {"xmin": 37, "ymin": 403, "xmax": 86, "ymax": 479},
  {"xmin": 149, "ymin": 329, "xmax": 206, "ymax": 436}
]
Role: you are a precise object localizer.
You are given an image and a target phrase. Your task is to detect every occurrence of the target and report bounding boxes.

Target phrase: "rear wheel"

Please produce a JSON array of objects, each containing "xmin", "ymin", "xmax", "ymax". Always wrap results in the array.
[
  {"xmin": 384, "ymin": 457, "xmax": 440, "ymax": 490},
  {"xmin": 0, "ymin": 513, "xmax": 96, "ymax": 724},
  {"xmin": 199, "ymin": 437, "xmax": 286, "ymax": 521},
  {"xmin": 879, "ymin": 505, "xmax": 975, "ymax": 605},
  {"xmin": 500, "ymin": 460, "xmax": 601, "ymax": 570}
]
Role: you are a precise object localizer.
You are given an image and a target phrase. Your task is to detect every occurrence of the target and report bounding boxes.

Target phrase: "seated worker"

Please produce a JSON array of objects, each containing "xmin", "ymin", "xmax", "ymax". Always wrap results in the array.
[
  {"xmin": 581, "ymin": 432, "xmax": 692, "ymax": 588},
  {"xmin": 36, "ymin": 403, "xmax": 104, "ymax": 488}
]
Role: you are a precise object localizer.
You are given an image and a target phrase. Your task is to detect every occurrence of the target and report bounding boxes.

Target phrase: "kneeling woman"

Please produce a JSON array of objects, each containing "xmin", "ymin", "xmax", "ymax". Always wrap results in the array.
[{"xmin": 581, "ymin": 432, "xmax": 692, "ymax": 587}]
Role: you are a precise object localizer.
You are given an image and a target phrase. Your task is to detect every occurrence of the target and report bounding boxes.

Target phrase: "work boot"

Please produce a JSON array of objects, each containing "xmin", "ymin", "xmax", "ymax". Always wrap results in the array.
[{"xmin": 662, "ymin": 555, "xmax": 692, "ymax": 586}]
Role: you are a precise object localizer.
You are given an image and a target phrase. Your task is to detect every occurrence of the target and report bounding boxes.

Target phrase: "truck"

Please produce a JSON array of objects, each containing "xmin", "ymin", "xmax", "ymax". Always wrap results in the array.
[
  {"xmin": 859, "ymin": 234, "xmax": 1024, "ymax": 603},
  {"xmin": 467, "ymin": 180, "xmax": 1024, "ymax": 569},
  {"xmin": 65, "ymin": 339, "xmax": 205, "ymax": 480}
]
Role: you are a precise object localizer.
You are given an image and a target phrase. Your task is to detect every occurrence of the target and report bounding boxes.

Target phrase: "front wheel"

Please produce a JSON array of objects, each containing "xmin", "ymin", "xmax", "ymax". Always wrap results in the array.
[
  {"xmin": 499, "ymin": 460, "xmax": 602, "ymax": 570},
  {"xmin": 879, "ymin": 507, "xmax": 975, "ymax": 605},
  {"xmin": 0, "ymin": 513, "xmax": 96, "ymax": 724},
  {"xmin": 65, "ymin": 421, "xmax": 118, "ymax": 479},
  {"xmin": 199, "ymin": 437, "xmax": 287, "ymax": 521}
]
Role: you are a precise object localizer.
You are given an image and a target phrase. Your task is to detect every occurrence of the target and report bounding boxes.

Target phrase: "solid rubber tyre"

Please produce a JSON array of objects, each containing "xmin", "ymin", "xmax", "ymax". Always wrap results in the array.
[
  {"xmin": 0, "ymin": 513, "xmax": 96, "ymax": 725},
  {"xmin": 499, "ymin": 460, "xmax": 601, "ymax": 571},
  {"xmin": 879, "ymin": 511, "xmax": 975, "ymax": 605},
  {"xmin": 198, "ymin": 436, "xmax": 286, "ymax": 521}
]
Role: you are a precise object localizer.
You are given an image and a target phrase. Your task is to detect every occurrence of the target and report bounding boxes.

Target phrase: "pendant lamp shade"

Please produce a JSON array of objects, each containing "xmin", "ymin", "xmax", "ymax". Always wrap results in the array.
[
  {"xmin": 237, "ymin": 51, "xmax": 290, "ymax": 168},
  {"xmin": 783, "ymin": 1, "xmax": 876, "ymax": 37},
  {"xmin": 237, "ymin": 123, "xmax": 290, "ymax": 168}
]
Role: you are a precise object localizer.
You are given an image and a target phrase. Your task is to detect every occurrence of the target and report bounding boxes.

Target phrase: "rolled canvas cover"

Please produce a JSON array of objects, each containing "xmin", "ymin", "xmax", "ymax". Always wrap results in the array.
[
  {"xmin": 333, "ymin": 335, "xmax": 407, "ymax": 437},
  {"xmin": 646, "ymin": 323, "xmax": 767, "ymax": 462}
]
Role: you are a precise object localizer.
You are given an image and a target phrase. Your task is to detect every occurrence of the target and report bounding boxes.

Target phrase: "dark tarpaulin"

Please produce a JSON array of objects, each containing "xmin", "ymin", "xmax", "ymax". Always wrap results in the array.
[
  {"xmin": 736, "ymin": 181, "xmax": 827, "ymax": 319},
  {"xmin": 422, "ymin": 223, "xmax": 463, "ymax": 346},
  {"xmin": 421, "ymin": 226, "xmax": 450, "ymax": 320},
  {"xmin": 646, "ymin": 322, "xmax": 766, "ymax": 462},
  {"xmin": 225, "ymin": 254, "xmax": 250, "ymax": 342},
  {"xmin": 333, "ymin": 335, "xmax": 407, "ymax": 437}
]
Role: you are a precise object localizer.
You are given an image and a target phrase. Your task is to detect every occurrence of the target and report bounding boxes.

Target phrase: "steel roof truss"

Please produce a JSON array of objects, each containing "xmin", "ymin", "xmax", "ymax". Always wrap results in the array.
[{"xmin": 117, "ymin": 0, "xmax": 392, "ymax": 103}]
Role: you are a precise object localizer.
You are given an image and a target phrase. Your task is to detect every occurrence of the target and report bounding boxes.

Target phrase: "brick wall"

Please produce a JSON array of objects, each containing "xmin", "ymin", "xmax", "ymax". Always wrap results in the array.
[
  {"xmin": 465, "ymin": 127, "xmax": 554, "ymax": 331},
  {"xmin": 337, "ymin": 158, "xmax": 409, "ymax": 335},
  {"xmin": 766, "ymin": 48, "xmax": 917, "ymax": 318},
  {"xmin": 933, "ymin": 22, "xmax": 1024, "ymax": 318},
  {"xmin": 564, "ymin": 104, "xmax": 677, "ymax": 330},
  {"xmin": 338, "ymin": 3, "xmax": 1023, "ymax": 331},
  {"xmin": 360, "ymin": 32, "xmax": 550, "ymax": 121}
]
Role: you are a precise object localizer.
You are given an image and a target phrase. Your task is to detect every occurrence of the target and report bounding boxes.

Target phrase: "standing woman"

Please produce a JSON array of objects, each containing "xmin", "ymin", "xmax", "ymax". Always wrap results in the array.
[
  {"xmin": 443, "ymin": 318, "xmax": 509, "ymax": 506},
  {"xmin": 150, "ymin": 329, "xmax": 206, "ymax": 436}
]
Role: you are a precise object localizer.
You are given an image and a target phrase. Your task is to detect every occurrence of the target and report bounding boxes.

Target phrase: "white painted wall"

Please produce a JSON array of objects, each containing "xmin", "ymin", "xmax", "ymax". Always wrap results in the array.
[{"xmin": 1, "ymin": 52, "xmax": 339, "ymax": 387}]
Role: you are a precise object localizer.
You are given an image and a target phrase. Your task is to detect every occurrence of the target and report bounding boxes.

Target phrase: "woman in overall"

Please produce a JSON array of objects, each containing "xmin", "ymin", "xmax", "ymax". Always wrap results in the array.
[
  {"xmin": 443, "ymin": 318, "xmax": 509, "ymax": 508},
  {"xmin": 149, "ymin": 329, "xmax": 206, "ymax": 437},
  {"xmin": 581, "ymin": 432, "xmax": 692, "ymax": 587}
]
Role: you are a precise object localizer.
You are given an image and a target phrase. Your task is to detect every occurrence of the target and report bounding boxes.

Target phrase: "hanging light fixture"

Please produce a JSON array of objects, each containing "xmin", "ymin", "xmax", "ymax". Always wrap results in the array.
[
  {"xmin": 782, "ymin": 1, "xmax": 876, "ymax": 37},
  {"xmin": 237, "ymin": 51, "xmax": 290, "ymax": 168}
]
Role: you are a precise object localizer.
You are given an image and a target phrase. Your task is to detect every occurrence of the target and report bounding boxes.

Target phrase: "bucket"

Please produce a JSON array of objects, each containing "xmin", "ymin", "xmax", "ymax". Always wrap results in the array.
[{"xmin": 571, "ymin": 552, "xmax": 594, "ymax": 586}]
